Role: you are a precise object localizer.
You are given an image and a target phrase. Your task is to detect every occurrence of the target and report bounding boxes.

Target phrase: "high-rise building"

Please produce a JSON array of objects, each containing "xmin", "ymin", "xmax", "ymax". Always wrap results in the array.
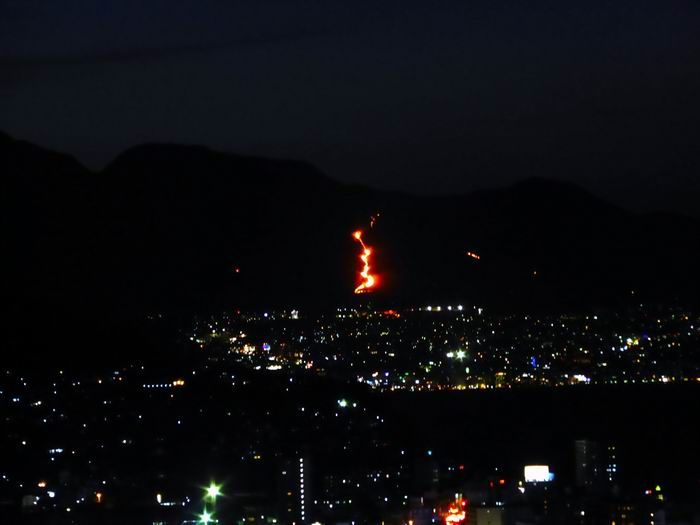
[
  {"xmin": 575, "ymin": 440, "xmax": 618, "ymax": 492},
  {"xmin": 299, "ymin": 456, "xmax": 308, "ymax": 523},
  {"xmin": 605, "ymin": 445, "xmax": 618, "ymax": 484},
  {"xmin": 575, "ymin": 440, "xmax": 601, "ymax": 489},
  {"xmin": 278, "ymin": 455, "xmax": 311, "ymax": 524}
]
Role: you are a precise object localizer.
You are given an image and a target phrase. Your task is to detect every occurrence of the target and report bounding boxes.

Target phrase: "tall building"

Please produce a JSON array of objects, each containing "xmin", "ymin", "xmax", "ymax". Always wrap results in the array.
[
  {"xmin": 575, "ymin": 440, "xmax": 601, "ymax": 489},
  {"xmin": 605, "ymin": 444, "xmax": 618, "ymax": 484},
  {"xmin": 299, "ymin": 456, "xmax": 308, "ymax": 523},
  {"xmin": 575, "ymin": 440, "xmax": 618, "ymax": 492},
  {"xmin": 278, "ymin": 455, "xmax": 311, "ymax": 524}
]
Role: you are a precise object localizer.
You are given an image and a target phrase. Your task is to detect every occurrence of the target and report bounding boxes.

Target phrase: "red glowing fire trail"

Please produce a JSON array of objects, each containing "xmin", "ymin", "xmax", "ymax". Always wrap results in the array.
[{"xmin": 352, "ymin": 230, "xmax": 377, "ymax": 294}]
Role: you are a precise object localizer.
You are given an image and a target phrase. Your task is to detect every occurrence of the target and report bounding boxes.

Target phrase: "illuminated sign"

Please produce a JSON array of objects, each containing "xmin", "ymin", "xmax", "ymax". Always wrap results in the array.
[{"xmin": 524, "ymin": 465, "xmax": 554, "ymax": 482}]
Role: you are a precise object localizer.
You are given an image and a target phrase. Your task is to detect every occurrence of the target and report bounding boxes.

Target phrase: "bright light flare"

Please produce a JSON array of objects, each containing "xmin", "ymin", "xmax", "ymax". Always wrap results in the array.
[
  {"xmin": 205, "ymin": 483, "xmax": 222, "ymax": 500},
  {"xmin": 199, "ymin": 509, "xmax": 213, "ymax": 524},
  {"xmin": 352, "ymin": 230, "xmax": 377, "ymax": 294}
]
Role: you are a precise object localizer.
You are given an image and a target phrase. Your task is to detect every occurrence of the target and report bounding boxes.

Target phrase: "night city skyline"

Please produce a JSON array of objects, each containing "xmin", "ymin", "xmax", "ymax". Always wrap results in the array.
[{"xmin": 2, "ymin": 2, "xmax": 700, "ymax": 525}]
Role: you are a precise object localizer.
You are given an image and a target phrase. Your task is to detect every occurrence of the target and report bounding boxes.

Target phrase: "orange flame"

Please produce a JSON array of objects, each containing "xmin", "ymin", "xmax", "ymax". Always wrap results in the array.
[
  {"xmin": 466, "ymin": 251, "xmax": 481, "ymax": 261},
  {"xmin": 353, "ymin": 230, "xmax": 377, "ymax": 294}
]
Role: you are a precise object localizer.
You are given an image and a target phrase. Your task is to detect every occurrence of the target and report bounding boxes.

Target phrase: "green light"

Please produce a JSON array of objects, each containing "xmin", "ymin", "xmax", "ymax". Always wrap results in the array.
[
  {"xmin": 337, "ymin": 399, "xmax": 348, "ymax": 408},
  {"xmin": 456, "ymin": 350, "xmax": 466, "ymax": 360},
  {"xmin": 199, "ymin": 509, "xmax": 213, "ymax": 524},
  {"xmin": 205, "ymin": 483, "xmax": 222, "ymax": 500}
]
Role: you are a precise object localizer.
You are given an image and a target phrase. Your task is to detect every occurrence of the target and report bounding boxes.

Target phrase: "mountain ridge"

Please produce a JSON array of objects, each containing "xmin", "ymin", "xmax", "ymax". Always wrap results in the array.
[{"xmin": 3, "ymin": 132, "xmax": 699, "ymax": 364}]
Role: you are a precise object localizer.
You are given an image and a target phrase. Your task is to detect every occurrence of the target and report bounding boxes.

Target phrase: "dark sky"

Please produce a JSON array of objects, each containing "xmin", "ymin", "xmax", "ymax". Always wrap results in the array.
[{"xmin": 2, "ymin": 1, "xmax": 699, "ymax": 215}]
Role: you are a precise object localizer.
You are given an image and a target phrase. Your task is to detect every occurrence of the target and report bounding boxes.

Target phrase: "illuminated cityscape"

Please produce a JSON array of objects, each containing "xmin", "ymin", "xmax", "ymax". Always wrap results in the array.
[
  {"xmin": 192, "ymin": 305, "xmax": 700, "ymax": 391},
  {"xmin": 1, "ymin": 303, "xmax": 698, "ymax": 524},
  {"xmin": 4, "ymin": 2, "xmax": 700, "ymax": 523}
]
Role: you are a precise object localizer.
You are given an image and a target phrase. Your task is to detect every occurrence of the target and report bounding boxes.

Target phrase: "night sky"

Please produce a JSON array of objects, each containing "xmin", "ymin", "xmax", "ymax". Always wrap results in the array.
[{"xmin": 2, "ymin": 1, "xmax": 699, "ymax": 215}]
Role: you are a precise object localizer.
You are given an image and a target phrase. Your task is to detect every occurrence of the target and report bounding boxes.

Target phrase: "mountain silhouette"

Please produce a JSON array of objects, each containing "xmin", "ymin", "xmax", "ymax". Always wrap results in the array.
[{"xmin": 3, "ymin": 132, "xmax": 699, "ymax": 365}]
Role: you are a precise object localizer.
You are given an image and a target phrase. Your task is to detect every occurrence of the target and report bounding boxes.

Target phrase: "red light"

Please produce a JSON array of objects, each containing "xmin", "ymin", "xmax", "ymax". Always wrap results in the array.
[
  {"xmin": 499, "ymin": 479, "xmax": 506, "ymax": 485},
  {"xmin": 442, "ymin": 497, "xmax": 468, "ymax": 525}
]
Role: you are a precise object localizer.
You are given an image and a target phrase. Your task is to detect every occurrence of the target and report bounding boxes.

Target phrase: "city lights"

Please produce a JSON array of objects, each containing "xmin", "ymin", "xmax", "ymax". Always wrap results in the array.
[
  {"xmin": 4, "ymin": 17, "xmax": 700, "ymax": 524},
  {"xmin": 443, "ymin": 495, "xmax": 468, "ymax": 524},
  {"xmin": 205, "ymin": 483, "xmax": 222, "ymax": 500},
  {"xmin": 199, "ymin": 509, "xmax": 213, "ymax": 524}
]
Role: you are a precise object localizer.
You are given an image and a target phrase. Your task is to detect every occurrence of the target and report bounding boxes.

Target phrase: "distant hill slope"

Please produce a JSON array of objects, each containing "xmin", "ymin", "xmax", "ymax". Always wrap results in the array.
[{"xmin": 3, "ymin": 132, "xmax": 699, "ymax": 364}]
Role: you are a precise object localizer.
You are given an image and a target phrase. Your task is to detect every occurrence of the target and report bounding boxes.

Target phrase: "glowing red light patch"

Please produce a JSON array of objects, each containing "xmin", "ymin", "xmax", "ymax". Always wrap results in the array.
[{"xmin": 353, "ymin": 229, "xmax": 377, "ymax": 294}]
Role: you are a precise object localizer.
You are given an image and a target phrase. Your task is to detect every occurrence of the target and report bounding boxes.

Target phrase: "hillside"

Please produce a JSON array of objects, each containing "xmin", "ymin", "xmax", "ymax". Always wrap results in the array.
[{"xmin": 3, "ymin": 132, "xmax": 699, "ymax": 364}]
